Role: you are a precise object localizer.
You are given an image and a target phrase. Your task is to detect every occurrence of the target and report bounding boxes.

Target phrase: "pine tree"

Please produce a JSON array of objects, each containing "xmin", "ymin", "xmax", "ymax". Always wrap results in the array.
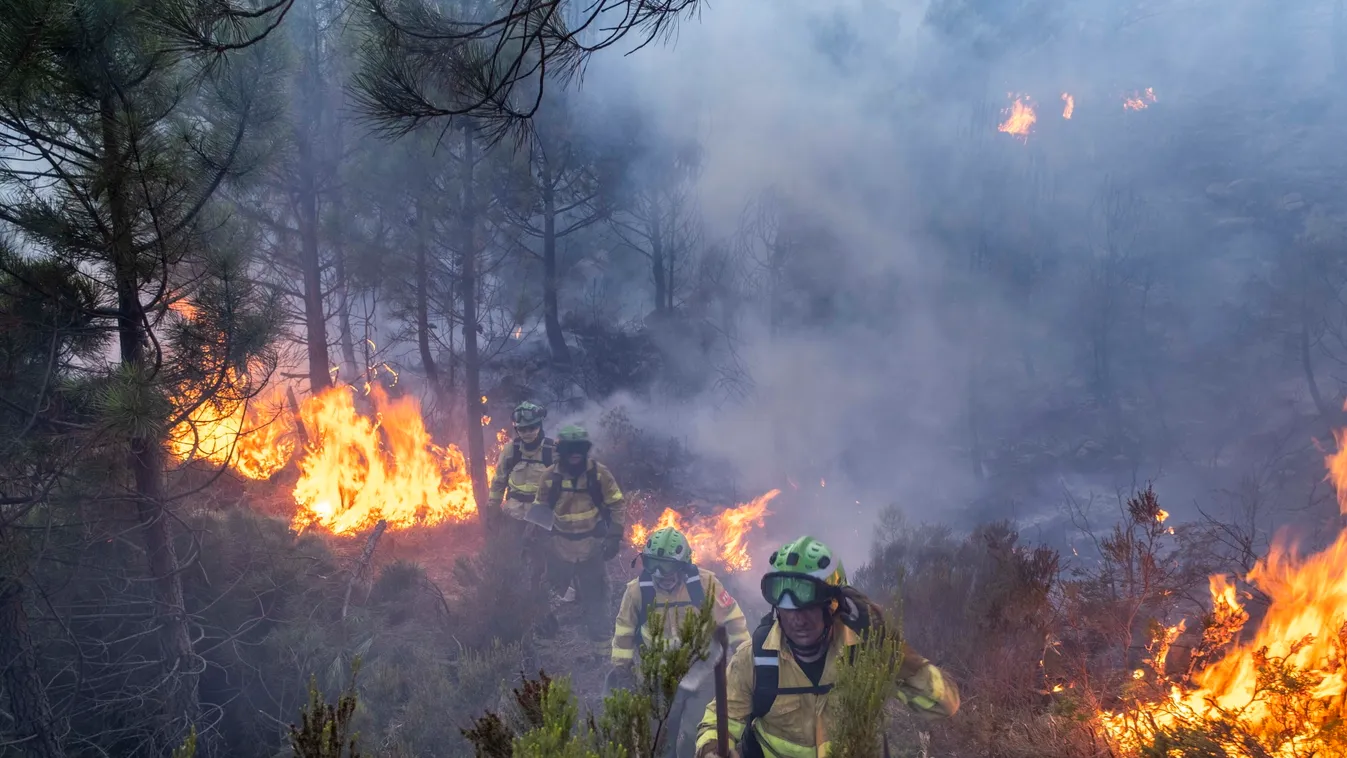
[{"xmin": 0, "ymin": 0, "xmax": 288, "ymax": 749}]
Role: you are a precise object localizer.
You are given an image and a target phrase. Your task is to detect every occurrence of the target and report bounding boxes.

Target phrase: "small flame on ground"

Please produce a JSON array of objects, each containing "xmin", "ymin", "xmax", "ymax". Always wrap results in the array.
[
  {"xmin": 629, "ymin": 490, "xmax": 780, "ymax": 573},
  {"xmin": 1123, "ymin": 87, "xmax": 1156, "ymax": 110},
  {"xmin": 998, "ymin": 95, "xmax": 1036, "ymax": 142},
  {"xmin": 1061, "ymin": 93, "xmax": 1074, "ymax": 119},
  {"xmin": 513, "ymin": 326, "xmax": 523, "ymax": 339}
]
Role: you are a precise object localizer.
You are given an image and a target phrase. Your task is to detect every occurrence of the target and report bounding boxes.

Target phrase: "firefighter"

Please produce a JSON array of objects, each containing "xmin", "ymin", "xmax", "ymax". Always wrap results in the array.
[
  {"xmin": 533, "ymin": 424, "xmax": 627, "ymax": 639},
  {"xmin": 611, "ymin": 526, "xmax": 752, "ymax": 756},
  {"xmin": 695, "ymin": 536, "xmax": 959, "ymax": 758},
  {"xmin": 488, "ymin": 401, "xmax": 556, "ymax": 521}
]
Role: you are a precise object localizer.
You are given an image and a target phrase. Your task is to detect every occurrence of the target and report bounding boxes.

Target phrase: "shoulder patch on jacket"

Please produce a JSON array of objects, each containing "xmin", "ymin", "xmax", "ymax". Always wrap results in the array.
[{"xmin": 717, "ymin": 588, "xmax": 734, "ymax": 608}]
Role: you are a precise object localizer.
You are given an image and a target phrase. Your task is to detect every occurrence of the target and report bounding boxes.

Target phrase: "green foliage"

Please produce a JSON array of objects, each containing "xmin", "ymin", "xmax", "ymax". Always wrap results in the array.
[
  {"xmin": 512, "ymin": 678, "xmax": 609, "ymax": 758},
  {"xmin": 289, "ymin": 661, "xmax": 363, "ymax": 758},
  {"xmin": 467, "ymin": 594, "xmax": 718, "ymax": 758},
  {"xmin": 171, "ymin": 725, "xmax": 198, "ymax": 758},
  {"xmin": 827, "ymin": 626, "xmax": 905, "ymax": 758}
]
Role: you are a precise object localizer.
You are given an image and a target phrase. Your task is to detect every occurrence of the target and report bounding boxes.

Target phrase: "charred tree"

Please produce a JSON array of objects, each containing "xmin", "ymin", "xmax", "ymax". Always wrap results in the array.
[
  {"xmin": 0, "ymin": 579, "xmax": 63, "ymax": 758},
  {"xmin": 102, "ymin": 92, "xmax": 203, "ymax": 740},
  {"xmin": 460, "ymin": 124, "xmax": 491, "ymax": 526},
  {"xmin": 414, "ymin": 195, "xmax": 444, "ymax": 398}
]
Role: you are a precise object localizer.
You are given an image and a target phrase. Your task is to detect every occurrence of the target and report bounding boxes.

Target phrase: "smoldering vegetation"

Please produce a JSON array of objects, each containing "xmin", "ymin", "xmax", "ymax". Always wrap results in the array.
[{"xmin": 3, "ymin": 0, "xmax": 1347, "ymax": 756}]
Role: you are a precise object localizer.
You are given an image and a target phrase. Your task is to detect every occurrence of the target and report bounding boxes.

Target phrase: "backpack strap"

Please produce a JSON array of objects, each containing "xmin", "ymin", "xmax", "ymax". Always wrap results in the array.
[
  {"xmin": 540, "ymin": 438, "xmax": 554, "ymax": 467},
  {"xmin": 544, "ymin": 470, "xmax": 564, "ymax": 509},
  {"xmin": 747, "ymin": 612, "xmax": 837, "ymax": 735},
  {"xmin": 634, "ymin": 565, "xmax": 705, "ymax": 636},
  {"xmin": 505, "ymin": 440, "xmax": 522, "ymax": 474},
  {"xmin": 749, "ymin": 613, "xmax": 779, "ymax": 722}
]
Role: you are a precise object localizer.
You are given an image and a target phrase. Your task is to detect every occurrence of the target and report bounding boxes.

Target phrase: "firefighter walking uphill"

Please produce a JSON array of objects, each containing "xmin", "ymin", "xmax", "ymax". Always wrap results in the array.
[
  {"xmin": 696, "ymin": 535, "xmax": 959, "ymax": 758},
  {"xmin": 533, "ymin": 424, "xmax": 627, "ymax": 639},
  {"xmin": 489, "ymin": 401, "xmax": 556, "ymax": 523},
  {"xmin": 611, "ymin": 526, "xmax": 752, "ymax": 757}
]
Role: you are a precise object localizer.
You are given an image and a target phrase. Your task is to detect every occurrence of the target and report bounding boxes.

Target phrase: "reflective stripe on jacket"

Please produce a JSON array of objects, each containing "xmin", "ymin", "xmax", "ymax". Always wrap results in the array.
[
  {"xmin": 612, "ymin": 568, "xmax": 751, "ymax": 666},
  {"xmin": 695, "ymin": 618, "xmax": 959, "ymax": 757},
  {"xmin": 488, "ymin": 440, "xmax": 554, "ymax": 518},
  {"xmin": 533, "ymin": 459, "xmax": 625, "ymax": 563}
]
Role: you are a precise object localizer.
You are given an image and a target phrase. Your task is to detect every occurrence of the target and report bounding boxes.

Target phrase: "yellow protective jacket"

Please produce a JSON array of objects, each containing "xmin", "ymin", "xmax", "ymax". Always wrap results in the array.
[
  {"xmin": 488, "ymin": 437, "xmax": 555, "ymax": 519},
  {"xmin": 612, "ymin": 568, "xmax": 751, "ymax": 668},
  {"xmin": 533, "ymin": 459, "xmax": 626, "ymax": 563},
  {"xmin": 695, "ymin": 618, "xmax": 959, "ymax": 758}
]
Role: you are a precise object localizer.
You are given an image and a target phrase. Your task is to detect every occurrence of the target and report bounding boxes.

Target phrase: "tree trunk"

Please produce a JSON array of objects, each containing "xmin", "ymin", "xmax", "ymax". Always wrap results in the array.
[
  {"xmin": 0, "ymin": 580, "xmax": 64, "ymax": 758},
  {"xmin": 103, "ymin": 93, "xmax": 201, "ymax": 748},
  {"xmin": 415, "ymin": 196, "xmax": 442, "ymax": 393},
  {"xmin": 332, "ymin": 190, "xmax": 359, "ymax": 382},
  {"xmin": 651, "ymin": 217, "xmax": 667, "ymax": 313},
  {"xmin": 460, "ymin": 124, "xmax": 491, "ymax": 526},
  {"xmin": 297, "ymin": 134, "xmax": 331, "ymax": 394},
  {"xmin": 541, "ymin": 166, "xmax": 571, "ymax": 363}
]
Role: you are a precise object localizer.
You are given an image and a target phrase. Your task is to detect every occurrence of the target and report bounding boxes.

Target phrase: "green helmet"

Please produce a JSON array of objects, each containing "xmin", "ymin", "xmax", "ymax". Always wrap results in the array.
[
  {"xmin": 512, "ymin": 401, "xmax": 546, "ymax": 427},
  {"xmin": 761, "ymin": 535, "xmax": 847, "ymax": 610},
  {"xmin": 556, "ymin": 424, "xmax": 589, "ymax": 444},
  {"xmin": 643, "ymin": 527, "xmax": 693, "ymax": 563}
]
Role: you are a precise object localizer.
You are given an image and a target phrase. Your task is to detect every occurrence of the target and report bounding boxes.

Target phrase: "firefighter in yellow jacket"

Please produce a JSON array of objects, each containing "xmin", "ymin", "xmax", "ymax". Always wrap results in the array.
[
  {"xmin": 614, "ymin": 525, "xmax": 752, "ymax": 757},
  {"xmin": 695, "ymin": 536, "xmax": 959, "ymax": 758},
  {"xmin": 489, "ymin": 402, "xmax": 556, "ymax": 521},
  {"xmin": 533, "ymin": 424, "xmax": 627, "ymax": 638},
  {"xmin": 612, "ymin": 526, "xmax": 751, "ymax": 668}
]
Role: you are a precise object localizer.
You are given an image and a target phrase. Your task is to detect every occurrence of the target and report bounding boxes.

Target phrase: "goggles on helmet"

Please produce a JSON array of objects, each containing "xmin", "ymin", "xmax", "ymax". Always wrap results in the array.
[
  {"xmin": 761, "ymin": 572, "xmax": 837, "ymax": 610},
  {"xmin": 514, "ymin": 422, "xmax": 541, "ymax": 432},
  {"xmin": 642, "ymin": 555, "xmax": 684, "ymax": 578}
]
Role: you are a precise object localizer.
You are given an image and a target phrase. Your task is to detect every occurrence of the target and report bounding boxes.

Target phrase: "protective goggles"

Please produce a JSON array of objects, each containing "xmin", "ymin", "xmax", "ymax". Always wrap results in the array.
[
  {"xmin": 513, "ymin": 423, "xmax": 541, "ymax": 433},
  {"xmin": 761, "ymin": 572, "xmax": 837, "ymax": 609},
  {"xmin": 641, "ymin": 555, "xmax": 685, "ymax": 577}
]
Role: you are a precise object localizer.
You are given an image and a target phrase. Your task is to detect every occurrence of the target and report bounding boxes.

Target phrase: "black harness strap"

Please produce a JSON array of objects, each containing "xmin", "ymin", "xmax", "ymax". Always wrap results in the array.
[
  {"xmin": 506, "ymin": 438, "xmax": 555, "ymax": 473},
  {"xmin": 745, "ymin": 612, "xmax": 851, "ymax": 748},
  {"xmin": 635, "ymin": 566, "xmax": 705, "ymax": 636},
  {"xmin": 544, "ymin": 460, "xmax": 610, "ymax": 537}
]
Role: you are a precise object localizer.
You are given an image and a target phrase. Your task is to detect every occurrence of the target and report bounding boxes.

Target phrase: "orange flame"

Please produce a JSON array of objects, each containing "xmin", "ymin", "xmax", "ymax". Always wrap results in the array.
[
  {"xmin": 998, "ymin": 95, "xmax": 1036, "ymax": 142},
  {"xmin": 169, "ymin": 383, "xmax": 296, "ymax": 481},
  {"xmin": 288, "ymin": 385, "xmax": 488, "ymax": 535},
  {"xmin": 628, "ymin": 489, "xmax": 780, "ymax": 573},
  {"xmin": 1061, "ymin": 92, "xmax": 1074, "ymax": 119},
  {"xmin": 1123, "ymin": 87, "xmax": 1156, "ymax": 110},
  {"xmin": 1100, "ymin": 418, "xmax": 1347, "ymax": 754}
]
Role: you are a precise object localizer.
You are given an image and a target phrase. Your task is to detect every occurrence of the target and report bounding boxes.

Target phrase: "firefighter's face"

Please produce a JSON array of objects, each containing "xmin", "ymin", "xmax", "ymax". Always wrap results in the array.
[
  {"xmin": 778, "ymin": 606, "xmax": 828, "ymax": 647},
  {"xmin": 566, "ymin": 451, "xmax": 585, "ymax": 467},
  {"xmin": 517, "ymin": 425, "xmax": 541, "ymax": 443}
]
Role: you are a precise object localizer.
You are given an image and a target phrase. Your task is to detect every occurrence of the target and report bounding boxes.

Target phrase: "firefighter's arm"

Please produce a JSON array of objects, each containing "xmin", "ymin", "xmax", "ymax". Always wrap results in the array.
[
  {"xmin": 895, "ymin": 643, "xmax": 960, "ymax": 718},
  {"xmin": 598, "ymin": 465, "xmax": 626, "ymax": 527},
  {"xmin": 706, "ymin": 578, "xmax": 751, "ymax": 652},
  {"xmin": 488, "ymin": 447, "xmax": 511, "ymax": 504},
  {"xmin": 695, "ymin": 642, "xmax": 753, "ymax": 756},
  {"xmin": 611, "ymin": 582, "xmax": 640, "ymax": 668}
]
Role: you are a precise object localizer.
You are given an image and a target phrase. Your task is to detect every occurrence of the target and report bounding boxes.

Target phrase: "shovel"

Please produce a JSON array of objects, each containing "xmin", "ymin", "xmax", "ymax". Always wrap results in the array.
[
  {"xmin": 523, "ymin": 502, "xmax": 556, "ymax": 530},
  {"xmin": 661, "ymin": 625, "xmax": 727, "ymax": 758}
]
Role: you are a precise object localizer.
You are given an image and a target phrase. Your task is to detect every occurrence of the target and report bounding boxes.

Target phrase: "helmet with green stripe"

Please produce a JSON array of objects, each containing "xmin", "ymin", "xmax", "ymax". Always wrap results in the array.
[{"xmin": 760, "ymin": 535, "xmax": 846, "ymax": 610}]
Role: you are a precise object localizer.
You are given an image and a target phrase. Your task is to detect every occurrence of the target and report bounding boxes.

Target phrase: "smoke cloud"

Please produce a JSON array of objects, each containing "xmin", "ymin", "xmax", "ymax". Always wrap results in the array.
[{"xmin": 558, "ymin": 0, "xmax": 1347, "ymax": 559}]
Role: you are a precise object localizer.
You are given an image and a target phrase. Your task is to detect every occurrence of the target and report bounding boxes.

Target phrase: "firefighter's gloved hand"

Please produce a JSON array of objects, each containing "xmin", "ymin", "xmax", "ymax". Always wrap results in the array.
[
  {"xmin": 601, "ymin": 534, "xmax": 622, "ymax": 560},
  {"xmin": 838, "ymin": 586, "xmax": 884, "ymax": 634}
]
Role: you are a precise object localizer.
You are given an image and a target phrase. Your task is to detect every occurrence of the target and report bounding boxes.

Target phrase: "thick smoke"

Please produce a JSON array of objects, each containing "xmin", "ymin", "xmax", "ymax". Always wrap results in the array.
[{"xmin": 560, "ymin": 0, "xmax": 1347, "ymax": 559}]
